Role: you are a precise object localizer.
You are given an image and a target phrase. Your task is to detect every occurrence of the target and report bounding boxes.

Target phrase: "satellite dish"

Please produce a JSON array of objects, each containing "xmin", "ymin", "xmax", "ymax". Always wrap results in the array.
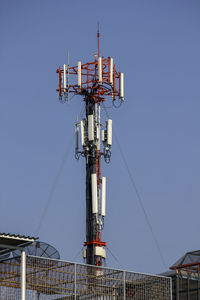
[{"xmin": 12, "ymin": 241, "xmax": 60, "ymax": 259}]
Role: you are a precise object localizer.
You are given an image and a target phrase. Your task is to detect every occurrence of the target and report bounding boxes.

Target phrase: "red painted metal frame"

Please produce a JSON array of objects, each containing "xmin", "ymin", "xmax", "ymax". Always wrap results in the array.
[
  {"xmin": 56, "ymin": 58, "xmax": 121, "ymax": 102},
  {"xmin": 84, "ymin": 241, "xmax": 106, "ymax": 247},
  {"xmin": 170, "ymin": 261, "xmax": 200, "ymax": 270},
  {"xmin": 170, "ymin": 261, "xmax": 200, "ymax": 278}
]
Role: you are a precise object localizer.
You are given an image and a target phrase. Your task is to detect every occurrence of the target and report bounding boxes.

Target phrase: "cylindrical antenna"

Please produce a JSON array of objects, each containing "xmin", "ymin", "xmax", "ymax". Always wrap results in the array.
[
  {"xmin": 101, "ymin": 177, "xmax": 106, "ymax": 217},
  {"xmin": 107, "ymin": 119, "xmax": 112, "ymax": 146},
  {"xmin": 102, "ymin": 130, "xmax": 105, "ymax": 142},
  {"xmin": 78, "ymin": 61, "xmax": 82, "ymax": 88},
  {"xmin": 88, "ymin": 114, "xmax": 94, "ymax": 141},
  {"xmin": 80, "ymin": 120, "xmax": 85, "ymax": 146},
  {"xmin": 96, "ymin": 126, "xmax": 100, "ymax": 150},
  {"xmin": 58, "ymin": 66, "xmax": 63, "ymax": 98},
  {"xmin": 63, "ymin": 64, "xmax": 66, "ymax": 93},
  {"xmin": 75, "ymin": 121, "xmax": 79, "ymax": 151},
  {"xmin": 98, "ymin": 57, "xmax": 102, "ymax": 84},
  {"xmin": 109, "ymin": 58, "xmax": 113, "ymax": 85},
  {"xmin": 120, "ymin": 72, "xmax": 124, "ymax": 100},
  {"xmin": 91, "ymin": 173, "xmax": 98, "ymax": 214},
  {"xmin": 67, "ymin": 52, "xmax": 69, "ymax": 103}
]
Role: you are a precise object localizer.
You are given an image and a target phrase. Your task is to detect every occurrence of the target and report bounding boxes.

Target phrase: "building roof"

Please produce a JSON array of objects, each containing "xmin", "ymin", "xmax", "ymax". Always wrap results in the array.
[
  {"xmin": 159, "ymin": 270, "xmax": 176, "ymax": 277},
  {"xmin": 0, "ymin": 232, "xmax": 37, "ymax": 256},
  {"xmin": 170, "ymin": 250, "xmax": 200, "ymax": 270}
]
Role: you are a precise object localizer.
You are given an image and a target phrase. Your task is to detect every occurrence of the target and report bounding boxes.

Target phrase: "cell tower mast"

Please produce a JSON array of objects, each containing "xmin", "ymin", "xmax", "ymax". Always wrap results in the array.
[{"xmin": 56, "ymin": 30, "xmax": 124, "ymax": 266}]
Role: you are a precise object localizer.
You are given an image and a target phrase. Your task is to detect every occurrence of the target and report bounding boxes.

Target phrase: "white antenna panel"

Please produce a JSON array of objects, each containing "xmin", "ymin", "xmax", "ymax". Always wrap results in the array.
[
  {"xmin": 75, "ymin": 124, "xmax": 79, "ymax": 150},
  {"xmin": 110, "ymin": 58, "xmax": 113, "ymax": 85},
  {"xmin": 67, "ymin": 53, "xmax": 69, "ymax": 103},
  {"xmin": 96, "ymin": 127, "xmax": 100, "ymax": 150},
  {"xmin": 78, "ymin": 61, "xmax": 82, "ymax": 88},
  {"xmin": 96, "ymin": 126, "xmax": 100, "ymax": 140},
  {"xmin": 98, "ymin": 57, "xmax": 102, "ymax": 83},
  {"xmin": 63, "ymin": 64, "xmax": 66, "ymax": 92},
  {"xmin": 88, "ymin": 115, "xmax": 94, "ymax": 141},
  {"xmin": 102, "ymin": 130, "xmax": 105, "ymax": 142},
  {"xmin": 120, "ymin": 72, "xmax": 124, "ymax": 100},
  {"xmin": 101, "ymin": 177, "xmax": 106, "ymax": 217},
  {"xmin": 80, "ymin": 120, "xmax": 85, "ymax": 146},
  {"xmin": 107, "ymin": 119, "xmax": 112, "ymax": 146},
  {"xmin": 91, "ymin": 173, "xmax": 98, "ymax": 214}
]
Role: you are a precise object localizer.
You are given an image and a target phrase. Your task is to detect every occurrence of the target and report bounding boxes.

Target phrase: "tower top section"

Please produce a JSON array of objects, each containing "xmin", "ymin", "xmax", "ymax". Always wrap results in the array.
[{"xmin": 56, "ymin": 31, "xmax": 124, "ymax": 104}]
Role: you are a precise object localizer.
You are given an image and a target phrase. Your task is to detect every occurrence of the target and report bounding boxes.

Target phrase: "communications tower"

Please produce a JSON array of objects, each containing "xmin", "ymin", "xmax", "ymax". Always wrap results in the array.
[{"xmin": 56, "ymin": 30, "xmax": 124, "ymax": 266}]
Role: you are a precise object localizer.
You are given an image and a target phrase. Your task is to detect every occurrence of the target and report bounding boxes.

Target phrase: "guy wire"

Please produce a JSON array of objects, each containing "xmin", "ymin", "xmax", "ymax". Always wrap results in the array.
[{"xmin": 103, "ymin": 103, "xmax": 167, "ymax": 270}]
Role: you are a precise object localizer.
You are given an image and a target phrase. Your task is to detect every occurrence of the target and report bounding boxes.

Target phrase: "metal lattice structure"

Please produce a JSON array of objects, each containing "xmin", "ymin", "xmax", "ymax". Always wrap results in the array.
[{"xmin": 0, "ymin": 256, "xmax": 171, "ymax": 299}]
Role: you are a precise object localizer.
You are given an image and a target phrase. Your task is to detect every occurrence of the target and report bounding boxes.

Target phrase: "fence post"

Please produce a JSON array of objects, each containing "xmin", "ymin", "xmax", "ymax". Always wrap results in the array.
[
  {"xmin": 170, "ymin": 277, "xmax": 173, "ymax": 300},
  {"xmin": 75, "ymin": 263, "xmax": 77, "ymax": 300},
  {"xmin": 176, "ymin": 273, "xmax": 179, "ymax": 300},
  {"xmin": 21, "ymin": 250, "xmax": 26, "ymax": 300},
  {"xmin": 123, "ymin": 271, "xmax": 126, "ymax": 300}
]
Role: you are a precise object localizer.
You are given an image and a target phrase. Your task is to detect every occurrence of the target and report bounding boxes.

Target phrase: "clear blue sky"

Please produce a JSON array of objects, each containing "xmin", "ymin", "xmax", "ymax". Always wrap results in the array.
[{"xmin": 0, "ymin": 0, "xmax": 200, "ymax": 274}]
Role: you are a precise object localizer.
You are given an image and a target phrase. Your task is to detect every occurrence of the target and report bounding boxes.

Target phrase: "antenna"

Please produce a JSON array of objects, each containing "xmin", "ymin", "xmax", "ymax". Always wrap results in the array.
[
  {"xmin": 97, "ymin": 22, "xmax": 100, "ymax": 57},
  {"xmin": 56, "ymin": 32, "xmax": 124, "ymax": 266},
  {"xmin": 67, "ymin": 52, "xmax": 69, "ymax": 104}
]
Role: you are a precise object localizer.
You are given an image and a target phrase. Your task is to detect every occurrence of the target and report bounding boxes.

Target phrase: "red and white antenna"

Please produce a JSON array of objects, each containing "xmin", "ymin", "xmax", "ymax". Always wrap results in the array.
[{"xmin": 56, "ymin": 29, "xmax": 124, "ymax": 266}]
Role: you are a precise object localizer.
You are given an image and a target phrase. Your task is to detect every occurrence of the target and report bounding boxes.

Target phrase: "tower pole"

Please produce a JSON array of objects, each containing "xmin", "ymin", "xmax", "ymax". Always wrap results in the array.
[
  {"xmin": 85, "ymin": 100, "xmax": 96, "ymax": 265},
  {"xmin": 56, "ymin": 31, "xmax": 124, "ymax": 266}
]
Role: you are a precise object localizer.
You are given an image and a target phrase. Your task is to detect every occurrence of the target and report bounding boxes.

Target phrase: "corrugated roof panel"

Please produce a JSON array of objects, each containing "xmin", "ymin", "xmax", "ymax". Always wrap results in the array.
[{"xmin": 0, "ymin": 232, "xmax": 38, "ymax": 256}]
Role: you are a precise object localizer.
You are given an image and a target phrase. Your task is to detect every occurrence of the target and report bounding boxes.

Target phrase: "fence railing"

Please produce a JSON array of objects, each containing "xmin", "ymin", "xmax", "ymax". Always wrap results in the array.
[{"xmin": 0, "ymin": 255, "xmax": 171, "ymax": 299}]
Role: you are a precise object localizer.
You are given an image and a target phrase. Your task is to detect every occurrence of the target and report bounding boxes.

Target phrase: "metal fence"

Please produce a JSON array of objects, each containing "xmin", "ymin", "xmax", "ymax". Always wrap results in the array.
[{"xmin": 0, "ymin": 256, "xmax": 171, "ymax": 299}]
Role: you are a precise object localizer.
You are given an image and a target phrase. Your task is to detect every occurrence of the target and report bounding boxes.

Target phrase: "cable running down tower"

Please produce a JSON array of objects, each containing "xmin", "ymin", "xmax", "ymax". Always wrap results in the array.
[{"xmin": 56, "ymin": 30, "xmax": 124, "ymax": 266}]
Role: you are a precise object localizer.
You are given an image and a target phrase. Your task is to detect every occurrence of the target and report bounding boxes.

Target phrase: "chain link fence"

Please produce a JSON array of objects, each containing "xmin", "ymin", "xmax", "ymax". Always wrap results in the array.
[{"xmin": 0, "ymin": 256, "xmax": 171, "ymax": 299}]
